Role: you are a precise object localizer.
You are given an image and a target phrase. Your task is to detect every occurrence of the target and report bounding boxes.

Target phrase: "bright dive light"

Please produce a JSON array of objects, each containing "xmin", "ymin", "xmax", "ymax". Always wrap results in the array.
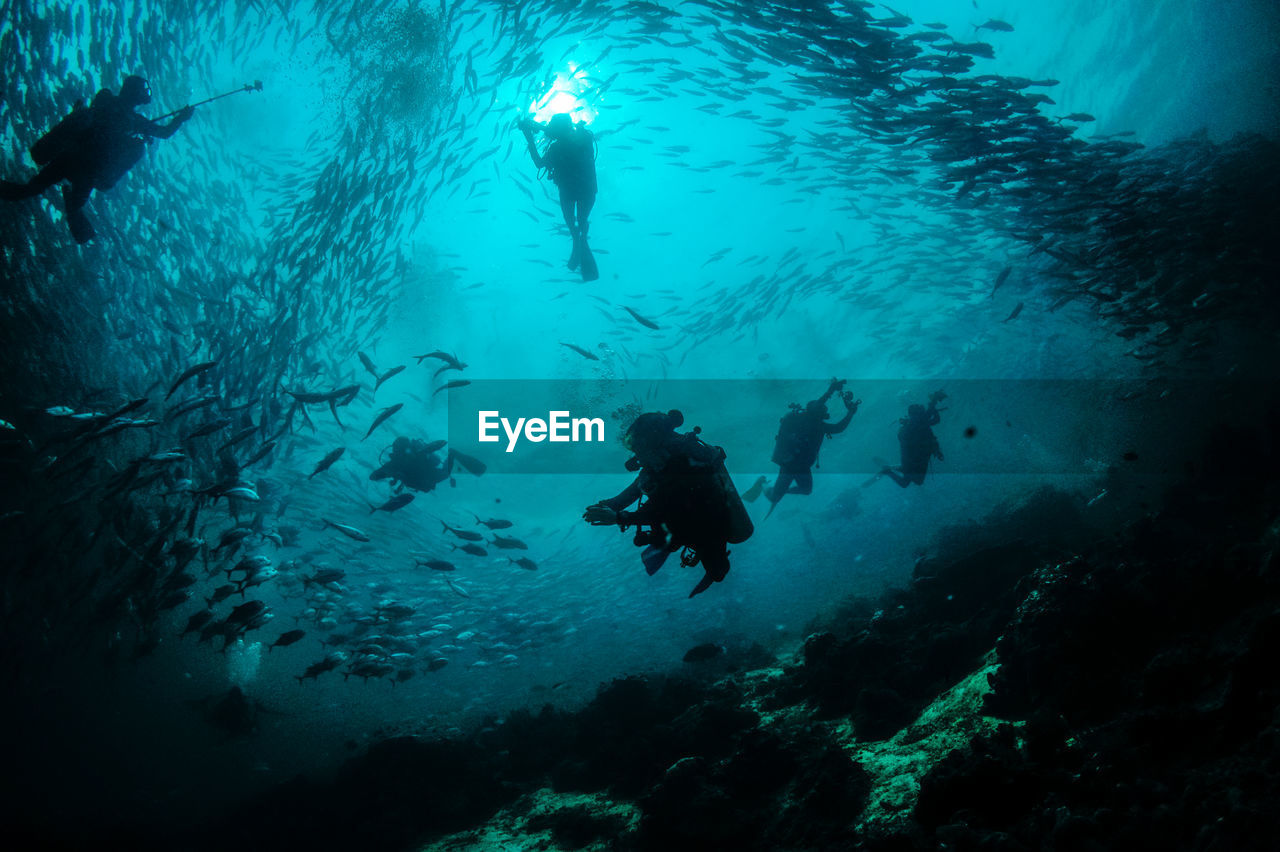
[{"xmin": 531, "ymin": 62, "xmax": 599, "ymax": 125}]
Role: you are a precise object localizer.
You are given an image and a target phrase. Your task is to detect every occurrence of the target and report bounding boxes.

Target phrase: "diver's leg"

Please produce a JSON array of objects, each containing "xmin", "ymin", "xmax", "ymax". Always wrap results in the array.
[
  {"xmin": 1, "ymin": 161, "xmax": 65, "ymax": 200},
  {"xmin": 689, "ymin": 549, "xmax": 729, "ymax": 598},
  {"xmin": 703, "ymin": 548, "xmax": 729, "ymax": 581},
  {"xmin": 559, "ymin": 192, "xmax": 580, "ymax": 269},
  {"xmin": 577, "ymin": 194, "xmax": 595, "ymax": 242},
  {"xmin": 786, "ymin": 470, "xmax": 813, "ymax": 495},
  {"xmin": 881, "ymin": 467, "xmax": 910, "ymax": 488},
  {"xmin": 766, "ymin": 472, "xmax": 793, "ymax": 504},
  {"xmin": 63, "ymin": 181, "xmax": 95, "ymax": 244}
]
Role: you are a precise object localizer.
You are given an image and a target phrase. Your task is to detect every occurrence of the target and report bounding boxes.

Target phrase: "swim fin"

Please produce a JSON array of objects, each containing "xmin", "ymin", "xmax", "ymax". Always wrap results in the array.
[
  {"xmin": 448, "ymin": 449, "xmax": 487, "ymax": 476},
  {"xmin": 642, "ymin": 545, "xmax": 670, "ymax": 576},
  {"xmin": 741, "ymin": 475, "xmax": 767, "ymax": 503},
  {"xmin": 862, "ymin": 456, "xmax": 891, "ymax": 488},
  {"xmin": 763, "ymin": 497, "xmax": 780, "ymax": 520},
  {"xmin": 568, "ymin": 235, "xmax": 581, "ymax": 271},
  {"xmin": 579, "ymin": 240, "xmax": 599, "ymax": 282}
]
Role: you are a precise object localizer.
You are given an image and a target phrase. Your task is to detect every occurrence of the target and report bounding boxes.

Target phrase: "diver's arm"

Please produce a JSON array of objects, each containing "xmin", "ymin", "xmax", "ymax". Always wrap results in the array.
[
  {"xmin": 926, "ymin": 407, "xmax": 941, "ymax": 426},
  {"xmin": 619, "ymin": 501, "xmax": 659, "ymax": 526},
  {"xmin": 825, "ymin": 410, "xmax": 853, "ymax": 435},
  {"xmin": 816, "ymin": 378, "xmax": 845, "ymax": 406},
  {"xmin": 823, "ymin": 393, "xmax": 859, "ymax": 435},
  {"xmin": 520, "ymin": 125, "xmax": 547, "ymax": 169},
  {"xmin": 138, "ymin": 106, "xmax": 193, "ymax": 139},
  {"xmin": 584, "ymin": 478, "xmax": 643, "ymax": 525},
  {"xmin": 601, "ymin": 478, "xmax": 643, "ymax": 512}
]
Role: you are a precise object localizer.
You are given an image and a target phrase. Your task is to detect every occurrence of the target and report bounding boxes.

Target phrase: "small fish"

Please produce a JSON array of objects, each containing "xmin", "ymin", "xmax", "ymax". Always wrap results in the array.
[
  {"xmin": 433, "ymin": 363, "xmax": 464, "ymax": 379},
  {"xmin": 560, "ymin": 342, "xmax": 599, "ymax": 360},
  {"xmin": 682, "ymin": 642, "xmax": 724, "ymax": 663},
  {"xmin": 205, "ymin": 584, "xmax": 237, "ymax": 607},
  {"xmin": 442, "ymin": 520, "xmax": 484, "ymax": 542},
  {"xmin": 415, "ymin": 351, "xmax": 467, "ymax": 370},
  {"xmin": 490, "ymin": 534, "xmax": 529, "ymax": 550},
  {"xmin": 417, "ymin": 558, "xmax": 456, "ymax": 572},
  {"xmin": 623, "ymin": 306, "xmax": 660, "ymax": 329},
  {"xmin": 432, "ymin": 380, "xmax": 471, "ymax": 397},
  {"xmin": 180, "ymin": 611, "xmax": 214, "ymax": 637},
  {"xmin": 472, "ymin": 514, "xmax": 513, "ymax": 529},
  {"xmin": 363, "ymin": 404, "xmax": 403, "ymax": 440},
  {"xmin": 166, "ymin": 361, "xmax": 218, "ymax": 400},
  {"xmin": 241, "ymin": 441, "xmax": 277, "ymax": 468},
  {"xmin": 371, "ymin": 493, "xmax": 415, "ymax": 513},
  {"xmin": 990, "ymin": 265, "xmax": 1012, "ymax": 298},
  {"xmin": 1058, "ymin": 113, "xmax": 1096, "ymax": 122},
  {"xmin": 303, "ymin": 568, "xmax": 346, "ymax": 588},
  {"xmin": 375, "ymin": 365, "xmax": 406, "ymax": 391},
  {"xmin": 322, "ymin": 519, "xmax": 371, "ymax": 542},
  {"xmin": 975, "ymin": 18, "xmax": 1013, "ymax": 32},
  {"xmin": 426, "ymin": 658, "xmax": 449, "ymax": 671},
  {"xmin": 358, "ymin": 351, "xmax": 379, "ymax": 377},
  {"xmin": 508, "ymin": 557, "xmax": 537, "ymax": 571},
  {"xmin": 268, "ymin": 629, "xmax": 306, "ymax": 651},
  {"xmin": 183, "ymin": 418, "xmax": 232, "ymax": 440},
  {"xmin": 451, "ymin": 543, "xmax": 488, "ymax": 557},
  {"xmin": 223, "ymin": 486, "xmax": 260, "ymax": 502},
  {"xmin": 105, "ymin": 397, "xmax": 149, "ymax": 420},
  {"xmin": 1001, "ymin": 302, "xmax": 1024, "ymax": 323},
  {"xmin": 217, "ymin": 425, "xmax": 259, "ymax": 453},
  {"xmin": 309, "ymin": 447, "xmax": 345, "ymax": 478}
]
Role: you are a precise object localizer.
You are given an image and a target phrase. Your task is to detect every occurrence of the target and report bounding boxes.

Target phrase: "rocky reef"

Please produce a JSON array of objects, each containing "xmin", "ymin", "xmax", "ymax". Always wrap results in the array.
[{"xmin": 52, "ymin": 411, "xmax": 1280, "ymax": 852}]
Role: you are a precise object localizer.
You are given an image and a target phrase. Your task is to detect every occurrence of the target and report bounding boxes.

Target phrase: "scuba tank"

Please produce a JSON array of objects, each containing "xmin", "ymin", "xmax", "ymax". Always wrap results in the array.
[
  {"xmin": 675, "ymin": 428, "xmax": 754, "ymax": 545},
  {"xmin": 712, "ymin": 447, "xmax": 754, "ymax": 544},
  {"xmin": 30, "ymin": 99, "xmax": 93, "ymax": 165},
  {"xmin": 771, "ymin": 405, "xmax": 805, "ymax": 467}
]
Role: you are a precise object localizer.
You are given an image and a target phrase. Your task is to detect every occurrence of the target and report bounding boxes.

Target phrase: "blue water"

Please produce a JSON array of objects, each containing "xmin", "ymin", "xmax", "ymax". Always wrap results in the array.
[{"xmin": 1, "ymin": 0, "xmax": 1277, "ymax": 829}]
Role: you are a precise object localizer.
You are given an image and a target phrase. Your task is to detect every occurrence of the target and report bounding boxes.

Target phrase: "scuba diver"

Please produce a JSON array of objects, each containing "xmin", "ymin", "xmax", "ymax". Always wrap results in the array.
[
  {"xmin": 185, "ymin": 686, "xmax": 285, "ymax": 737},
  {"xmin": 583, "ymin": 410, "xmax": 754, "ymax": 598},
  {"xmin": 518, "ymin": 112, "xmax": 599, "ymax": 282},
  {"xmin": 370, "ymin": 437, "xmax": 486, "ymax": 493},
  {"xmin": 761, "ymin": 378, "xmax": 860, "ymax": 516},
  {"xmin": 1, "ymin": 75, "xmax": 195, "ymax": 243},
  {"xmin": 880, "ymin": 391, "xmax": 947, "ymax": 488}
]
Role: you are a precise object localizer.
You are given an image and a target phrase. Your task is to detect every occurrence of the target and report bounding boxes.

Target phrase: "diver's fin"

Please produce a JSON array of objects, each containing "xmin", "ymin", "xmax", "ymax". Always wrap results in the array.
[
  {"xmin": 688, "ymin": 572, "xmax": 714, "ymax": 598},
  {"xmin": 579, "ymin": 241, "xmax": 599, "ymax": 282},
  {"xmin": 641, "ymin": 545, "xmax": 669, "ymax": 576},
  {"xmin": 448, "ymin": 448, "xmax": 487, "ymax": 476},
  {"xmin": 763, "ymin": 499, "xmax": 779, "ymax": 520},
  {"xmin": 862, "ymin": 457, "xmax": 891, "ymax": 488},
  {"xmin": 741, "ymin": 475, "xmax": 767, "ymax": 503},
  {"xmin": 568, "ymin": 235, "xmax": 582, "ymax": 271}
]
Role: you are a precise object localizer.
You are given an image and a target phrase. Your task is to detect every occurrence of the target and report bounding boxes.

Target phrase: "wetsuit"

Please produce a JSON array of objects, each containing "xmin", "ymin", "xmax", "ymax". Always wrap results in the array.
[
  {"xmin": 1, "ymin": 89, "xmax": 190, "ymax": 242},
  {"xmin": 767, "ymin": 403, "xmax": 854, "ymax": 504},
  {"xmin": 885, "ymin": 407, "xmax": 942, "ymax": 487}
]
